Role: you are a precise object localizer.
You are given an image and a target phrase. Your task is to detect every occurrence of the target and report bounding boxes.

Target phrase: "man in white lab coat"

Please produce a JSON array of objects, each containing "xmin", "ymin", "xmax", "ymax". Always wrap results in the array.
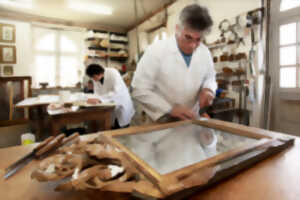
[
  {"xmin": 85, "ymin": 64, "xmax": 135, "ymax": 128},
  {"xmin": 131, "ymin": 4, "xmax": 217, "ymax": 124}
]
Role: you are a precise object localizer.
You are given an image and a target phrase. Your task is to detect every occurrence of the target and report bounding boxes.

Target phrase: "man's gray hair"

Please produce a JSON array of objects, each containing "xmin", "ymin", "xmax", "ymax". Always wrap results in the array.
[{"xmin": 179, "ymin": 4, "xmax": 213, "ymax": 32}]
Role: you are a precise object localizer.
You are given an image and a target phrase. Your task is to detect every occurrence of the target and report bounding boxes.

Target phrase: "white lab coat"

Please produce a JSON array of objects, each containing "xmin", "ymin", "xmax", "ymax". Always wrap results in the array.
[
  {"xmin": 92, "ymin": 68, "xmax": 135, "ymax": 126},
  {"xmin": 131, "ymin": 36, "xmax": 217, "ymax": 121}
]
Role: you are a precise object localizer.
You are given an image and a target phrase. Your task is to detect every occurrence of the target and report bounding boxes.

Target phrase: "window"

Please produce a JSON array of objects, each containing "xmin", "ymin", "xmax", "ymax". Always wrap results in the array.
[
  {"xmin": 33, "ymin": 27, "xmax": 84, "ymax": 87},
  {"xmin": 279, "ymin": 22, "xmax": 300, "ymax": 88},
  {"xmin": 280, "ymin": 0, "xmax": 300, "ymax": 11},
  {"xmin": 149, "ymin": 27, "xmax": 168, "ymax": 44}
]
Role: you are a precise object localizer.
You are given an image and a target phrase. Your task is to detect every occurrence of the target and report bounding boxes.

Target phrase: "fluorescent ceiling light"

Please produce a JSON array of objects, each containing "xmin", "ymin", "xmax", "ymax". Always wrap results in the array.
[
  {"xmin": 0, "ymin": 0, "xmax": 32, "ymax": 9},
  {"xmin": 68, "ymin": 1, "xmax": 112, "ymax": 15}
]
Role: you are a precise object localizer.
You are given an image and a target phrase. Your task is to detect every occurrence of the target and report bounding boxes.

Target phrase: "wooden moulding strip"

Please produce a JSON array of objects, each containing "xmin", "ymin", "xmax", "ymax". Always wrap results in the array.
[
  {"xmin": 104, "ymin": 120, "xmax": 190, "ymax": 137},
  {"xmin": 193, "ymin": 119, "xmax": 274, "ymax": 139},
  {"xmin": 0, "ymin": 119, "xmax": 30, "ymax": 127},
  {"xmin": 100, "ymin": 136, "xmax": 164, "ymax": 193},
  {"xmin": 165, "ymin": 138, "xmax": 278, "ymax": 179},
  {"xmin": 15, "ymin": 102, "xmax": 48, "ymax": 109},
  {"xmin": 164, "ymin": 138, "xmax": 294, "ymax": 200},
  {"xmin": 0, "ymin": 76, "xmax": 31, "ymax": 82}
]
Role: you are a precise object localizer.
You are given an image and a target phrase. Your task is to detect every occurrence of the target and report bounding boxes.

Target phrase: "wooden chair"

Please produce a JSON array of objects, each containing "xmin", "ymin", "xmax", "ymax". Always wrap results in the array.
[{"xmin": 0, "ymin": 76, "xmax": 32, "ymax": 127}]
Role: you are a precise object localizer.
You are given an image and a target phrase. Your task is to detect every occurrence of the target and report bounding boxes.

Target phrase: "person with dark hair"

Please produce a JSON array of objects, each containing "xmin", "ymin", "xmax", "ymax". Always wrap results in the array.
[
  {"xmin": 131, "ymin": 4, "xmax": 217, "ymax": 125},
  {"xmin": 85, "ymin": 64, "xmax": 135, "ymax": 128}
]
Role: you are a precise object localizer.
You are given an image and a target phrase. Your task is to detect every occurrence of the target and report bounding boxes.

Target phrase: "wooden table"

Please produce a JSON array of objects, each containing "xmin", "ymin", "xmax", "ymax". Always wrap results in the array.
[
  {"xmin": 0, "ymin": 133, "xmax": 299, "ymax": 200},
  {"xmin": 49, "ymin": 106, "xmax": 114, "ymax": 136},
  {"xmin": 16, "ymin": 96, "xmax": 115, "ymax": 138}
]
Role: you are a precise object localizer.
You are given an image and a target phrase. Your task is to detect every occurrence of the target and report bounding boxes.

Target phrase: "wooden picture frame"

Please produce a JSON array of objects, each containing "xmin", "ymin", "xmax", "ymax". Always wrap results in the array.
[
  {"xmin": 0, "ymin": 23, "xmax": 16, "ymax": 43},
  {"xmin": 0, "ymin": 65, "xmax": 14, "ymax": 76},
  {"xmin": 101, "ymin": 120, "xmax": 294, "ymax": 199},
  {"xmin": 0, "ymin": 45, "xmax": 16, "ymax": 64}
]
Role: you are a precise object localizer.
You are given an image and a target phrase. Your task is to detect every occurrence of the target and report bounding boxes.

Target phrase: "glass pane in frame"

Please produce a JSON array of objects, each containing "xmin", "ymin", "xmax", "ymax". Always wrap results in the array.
[
  {"xmin": 280, "ymin": 23, "xmax": 296, "ymax": 45},
  {"xmin": 280, "ymin": 46, "xmax": 297, "ymax": 66},
  {"xmin": 280, "ymin": 0, "xmax": 300, "ymax": 11},
  {"xmin": 35, "ymin": 55, "xmax": 56, "ymax": 87},
  {"xmin": 59, "ymin": 56, "xmax": 79, "ymax": 87},
  {"xmin": 115, "ymin": 124, "xmax": 258, "ymax": 174},
  {"xmin": 280, "ymin": 67, "xmax": 296, "ymax": 88}
]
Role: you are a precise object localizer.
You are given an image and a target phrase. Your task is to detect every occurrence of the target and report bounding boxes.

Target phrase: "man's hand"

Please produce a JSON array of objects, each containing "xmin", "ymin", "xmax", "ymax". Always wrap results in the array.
[
  {"xmin": 200, "ymin": 112, "xmax": 210, "ymax": 118},
  {"xmin": 170, "ymin": 105, "xmax": 197, "ymax": 120},
  {"xmin": 87, "ymin": 98, "xmax": 101, "ymax": 104},
  {"xmin": 199, "ymin": 88, "xmax": 214, "ymax": 109}
]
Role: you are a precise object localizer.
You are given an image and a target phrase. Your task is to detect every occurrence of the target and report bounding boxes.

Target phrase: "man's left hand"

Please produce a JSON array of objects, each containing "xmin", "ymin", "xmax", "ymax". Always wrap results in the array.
[{"xmin": 199, "ymin": 88, "xmax": 214, "ymax": 109}]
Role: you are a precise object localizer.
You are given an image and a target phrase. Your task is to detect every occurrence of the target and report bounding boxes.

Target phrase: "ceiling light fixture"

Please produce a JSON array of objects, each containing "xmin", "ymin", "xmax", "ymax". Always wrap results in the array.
[
  {"xmin": 0, "ymin": 0, "xmax": 32, "ymax": 9},
  {"xmin": 68, "ymin": 0, "xmax": 112, "ymax": 15}
]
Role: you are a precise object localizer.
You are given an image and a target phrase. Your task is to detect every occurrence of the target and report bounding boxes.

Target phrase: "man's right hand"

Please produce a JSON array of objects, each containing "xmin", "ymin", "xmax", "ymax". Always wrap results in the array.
[{"xmin": 169, "ymin": 105, "xmax": 197, "ymax": 120}]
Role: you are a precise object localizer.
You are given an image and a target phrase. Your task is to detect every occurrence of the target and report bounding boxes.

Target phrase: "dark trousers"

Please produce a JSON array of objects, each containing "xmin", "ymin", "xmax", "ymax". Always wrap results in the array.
[{"xmin": 112, "ymin": 119, "xmax": 129, "ymax": 130}]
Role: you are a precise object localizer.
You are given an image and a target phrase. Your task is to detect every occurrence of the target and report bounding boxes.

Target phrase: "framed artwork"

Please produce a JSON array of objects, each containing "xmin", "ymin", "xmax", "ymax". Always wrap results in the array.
[
  {"xmin": 0, "ymin": 65, "xmax": 13, "ymax": 76},
  {"xmin": 0, "ymin": 23, "xmax": 15, "ymax": 43},
  {"xmin": 0, "ymin": 45, "xmax": 16, "ymax": 64}
]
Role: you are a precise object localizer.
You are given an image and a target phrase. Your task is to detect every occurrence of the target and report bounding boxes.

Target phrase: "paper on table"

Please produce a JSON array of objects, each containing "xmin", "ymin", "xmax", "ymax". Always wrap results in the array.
[{"xmin": 73, "ymin": 101, "xmax": 115, "ymax": 107}]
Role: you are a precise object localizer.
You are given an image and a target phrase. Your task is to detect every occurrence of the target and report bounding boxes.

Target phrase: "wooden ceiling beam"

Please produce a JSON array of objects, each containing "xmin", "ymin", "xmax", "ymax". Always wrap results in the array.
[
  {"xmin": 127, "ymin": 0, "xmax": 177, "ymax": 32},
  {"xmin": 0, "ymin": 7, "xmax": 127, "ymax": 33}
]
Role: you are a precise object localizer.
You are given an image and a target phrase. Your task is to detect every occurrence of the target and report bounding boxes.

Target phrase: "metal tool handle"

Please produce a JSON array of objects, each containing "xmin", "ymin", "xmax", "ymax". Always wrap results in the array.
[
  {"xmin": 35, "ymin": 134, "xmax": 65, "ymax": 157},
  {"xmin": 199, "ymin": 106, "xmax": 211, "ymax": 115},
  {"xmin": 34, "ymin": 136, "xmax": 55, "ymax": 152}
]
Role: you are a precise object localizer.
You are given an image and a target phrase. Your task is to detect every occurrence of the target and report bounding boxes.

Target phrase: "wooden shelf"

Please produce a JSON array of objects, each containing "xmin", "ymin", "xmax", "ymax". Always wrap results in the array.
[
  {"xmin": 208, "ymin": 42, "xmax": 227, "ymax": 49},
  {"xmin": 110, "ymin": 40, "xmax": 128, "ymax": 44},
  {"xmin": 88, "ymin": 46, "xmax": 108, "ymax": 51},
  {"xmin": 110, "ymin": 48, "xmax": 125, "ymax": 52},
  {"xmin": 110, "ymin": 57, "xmax": 128, "ymax": 62},
  {"xmin": 88, "ymin": 56, "xmax": 106, "ymax": 59},
  {"xmin": 216, "ymin": 72, "xmax": 245, "ymax": 77},
  {"xmin": 85, "ymin": 37, "xmax": 108, "ymax": 41}
]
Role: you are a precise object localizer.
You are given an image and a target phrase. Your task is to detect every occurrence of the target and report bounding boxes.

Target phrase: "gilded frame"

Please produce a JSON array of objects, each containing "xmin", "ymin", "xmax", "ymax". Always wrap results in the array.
[
  {"xmin": 0, "ymin": 45, "xmax": 16, "ymax": 64},
  {"xmin": 0, "ymin": 23, "xmax": 16, "ymax": 43},
  {"xmin": 101, "ymin": 119, "xmax": 294, "ymax": 199}
]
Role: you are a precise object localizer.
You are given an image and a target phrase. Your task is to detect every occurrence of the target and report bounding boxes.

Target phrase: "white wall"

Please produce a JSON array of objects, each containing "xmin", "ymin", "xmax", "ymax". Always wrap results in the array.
[{"xmin": 0, "ymin": 18, "xmax": 33, "ymax": 77}]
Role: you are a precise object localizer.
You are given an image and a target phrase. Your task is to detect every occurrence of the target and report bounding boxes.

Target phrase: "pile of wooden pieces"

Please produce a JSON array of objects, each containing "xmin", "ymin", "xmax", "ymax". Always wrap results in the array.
[{"xmin": 31, "ymin": 136, "xmax": 160, "ymax": 197}]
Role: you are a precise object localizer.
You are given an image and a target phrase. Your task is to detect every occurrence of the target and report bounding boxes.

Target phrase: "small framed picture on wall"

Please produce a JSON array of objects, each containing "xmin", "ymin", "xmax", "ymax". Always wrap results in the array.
[
  {"xmin": 0, "ymin": 65, "xmax": 14, "ymax": 76},
  {"xmin": 0, "ymin": 45, "xmax": 16, "ymax": 64},
  {"xmin": 0, "ymin": 23, "xmax": 15, "ymax": 43}
]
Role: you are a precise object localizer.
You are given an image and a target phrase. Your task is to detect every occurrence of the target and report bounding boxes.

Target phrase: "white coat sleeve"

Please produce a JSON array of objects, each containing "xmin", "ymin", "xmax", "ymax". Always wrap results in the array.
[
  {"xmin": 94, "ymin": 70, "xmax": 124, "ymax": 104},
  {"xmin": 131, "ymin": 46, "xmax": 173, "ymax": 120},
  {"xmin": 202, "ymin": 51, "xmax": 217, "ymax": 94}
]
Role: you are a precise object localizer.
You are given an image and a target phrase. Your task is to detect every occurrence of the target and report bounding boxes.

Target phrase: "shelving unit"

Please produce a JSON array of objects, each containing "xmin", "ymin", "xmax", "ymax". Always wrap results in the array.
[{"xmin": 84, "ymin": 30, "xmax": 129, "ymax": 69}]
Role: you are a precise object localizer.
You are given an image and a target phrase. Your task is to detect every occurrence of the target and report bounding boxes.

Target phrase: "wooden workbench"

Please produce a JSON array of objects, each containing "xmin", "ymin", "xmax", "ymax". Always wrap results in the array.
[
  {"xmin": 0, "ymin": 133, "xmax": 299, "ymax": 200},
  {"xmin": 16, "ymin": 96, "xmax": 115, "ymax": 138}
]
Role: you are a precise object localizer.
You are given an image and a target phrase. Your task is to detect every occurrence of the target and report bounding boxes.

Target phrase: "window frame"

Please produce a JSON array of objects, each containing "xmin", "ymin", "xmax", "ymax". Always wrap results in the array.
[{"xmin": 270, "ymin": 0, "xmax": 300, "ymax": 95}]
